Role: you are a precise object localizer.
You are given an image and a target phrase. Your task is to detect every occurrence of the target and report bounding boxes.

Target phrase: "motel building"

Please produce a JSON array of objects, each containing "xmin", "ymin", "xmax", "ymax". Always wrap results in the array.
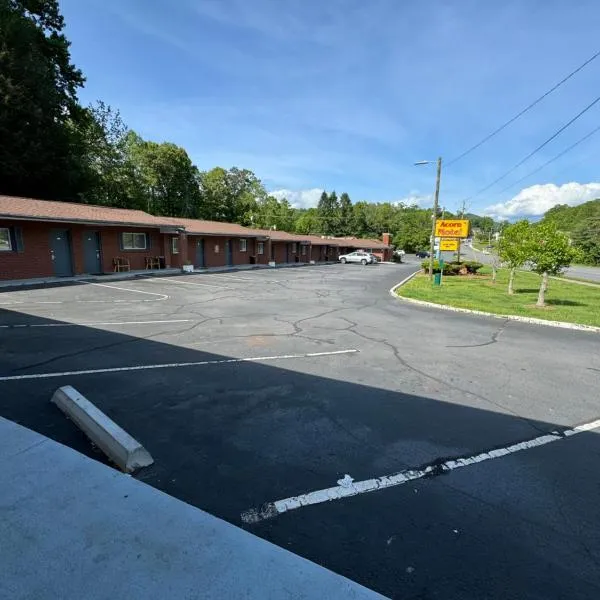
[{"xmin": 0, "ymin": 196, "xmax": 392, "ymax": 281}]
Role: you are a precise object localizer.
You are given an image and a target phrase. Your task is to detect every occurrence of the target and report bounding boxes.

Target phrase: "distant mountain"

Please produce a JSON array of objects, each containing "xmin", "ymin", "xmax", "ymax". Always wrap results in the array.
[{"xmin": 541, "ymin": 199, "xmax": 600, "ymax": 232}]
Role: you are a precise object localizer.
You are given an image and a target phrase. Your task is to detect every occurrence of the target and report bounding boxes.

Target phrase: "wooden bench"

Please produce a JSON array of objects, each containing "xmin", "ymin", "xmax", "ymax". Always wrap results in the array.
[
  {"xmin": 113, "ymin": 257, "xmax": 130, "ymax": 272},
  {"xmin": 145, "ymin": 256, "xmax": 161, "ymax": 270}
]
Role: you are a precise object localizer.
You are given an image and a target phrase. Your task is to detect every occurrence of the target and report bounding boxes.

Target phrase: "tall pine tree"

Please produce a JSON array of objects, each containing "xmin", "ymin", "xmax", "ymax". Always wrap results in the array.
[
  {"xmin": 0, "ymin": 0, "xmax": 89, "ymax": 199},
  {"xmin": 339, "ymin": 192, "xmax": 352, "ymax": 236}
]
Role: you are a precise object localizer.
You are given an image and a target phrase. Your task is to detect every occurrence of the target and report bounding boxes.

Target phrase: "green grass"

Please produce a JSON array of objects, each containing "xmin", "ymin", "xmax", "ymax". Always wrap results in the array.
[
  {"xmin": 471, "ymin": 240, "xmax": 496, "ymax": 252},
  {"xmin": 398, "ymin": 267, "xmax": 600, "ymax": 327}
]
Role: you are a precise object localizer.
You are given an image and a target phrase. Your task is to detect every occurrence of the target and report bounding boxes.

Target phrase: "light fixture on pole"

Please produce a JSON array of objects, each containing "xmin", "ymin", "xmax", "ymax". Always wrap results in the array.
[{"xmin": 414, "ymin": 158, "xmax": 442, "ymax": 280}]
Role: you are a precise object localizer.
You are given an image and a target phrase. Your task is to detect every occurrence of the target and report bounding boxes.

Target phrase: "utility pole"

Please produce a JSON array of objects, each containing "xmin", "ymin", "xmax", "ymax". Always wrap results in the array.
[
  {"xmin": 457, "ymin": 198, "xmax": 466, "ymax": 263},
  {"xmin": 428, "ymin": 157, "xmax": 442, "ymax": 280}
]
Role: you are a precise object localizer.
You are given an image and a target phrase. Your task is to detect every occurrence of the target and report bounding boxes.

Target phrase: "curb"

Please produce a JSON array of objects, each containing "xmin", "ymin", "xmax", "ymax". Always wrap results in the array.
[
  {"xmin": 51, "ymin": 385, "xmax": 154, "ymax": 472},
  {"xmin": 551, "ymin": 275, "xmax": 600, "ymax": 288},
  {"xmin": 389, "ymin": 273, "xmax": 600, "ymax": 334}
]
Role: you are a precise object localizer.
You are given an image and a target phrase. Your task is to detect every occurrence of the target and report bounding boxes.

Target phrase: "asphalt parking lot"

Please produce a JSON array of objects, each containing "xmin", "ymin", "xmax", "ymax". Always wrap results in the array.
[{"xmin": 1, "ymin": 260, "xmax": 600, "ymax": 599}]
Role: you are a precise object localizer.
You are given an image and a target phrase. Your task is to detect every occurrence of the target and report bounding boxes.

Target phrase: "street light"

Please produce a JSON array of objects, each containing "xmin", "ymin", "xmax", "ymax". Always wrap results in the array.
[{"xmin": 414, "ymin": 157, "xmax": 442, "ymax": 281}]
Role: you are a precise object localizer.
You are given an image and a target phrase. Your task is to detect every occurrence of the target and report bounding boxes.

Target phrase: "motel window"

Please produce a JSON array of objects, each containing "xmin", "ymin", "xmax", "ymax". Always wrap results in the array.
[
  {"xmin": 257, "ymin": 242, "xmax": 265, "ymax": 255},
  {"xmin": 239, "ymin": 238, "xmax": 247, "ymax": 252},
  {"xmin": 172, "ymin": 237, "xmax": 179, "ymax": 254},
  {"xmin": 0, "ymin": 228, "xmax": 11, "ymax": 251},
  {"xmin": 301, "ymin": 245, "xmax": 307, "ymax": 256},
  {"xmin": 121, "ymin": 232, "xmax": 148, "ymax": 250},
  {"xmin": 214, "ymin": 244, "xmax": 220, "ymax": 253},
  {"xmin": 292, "ymin": 242, "xmax": 297, "ymax": 253}
]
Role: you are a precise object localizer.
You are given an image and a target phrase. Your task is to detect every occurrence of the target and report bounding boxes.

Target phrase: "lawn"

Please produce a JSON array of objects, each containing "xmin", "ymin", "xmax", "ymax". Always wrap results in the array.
[
  {"xmin": 471, "ymin": 240, "xmax": 496, "ymax": 252},
  {"xmin": 397, "ymin": 267, "xmax": 600, "ymax": 327}
]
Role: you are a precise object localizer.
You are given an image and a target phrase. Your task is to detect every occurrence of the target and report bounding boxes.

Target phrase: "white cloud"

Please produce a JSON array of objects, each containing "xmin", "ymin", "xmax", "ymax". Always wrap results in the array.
[
  {"xmin": 395, "ymin": 194, "xmax": 432, "ymax": 208},
  {"xmin": 270, "ymin": 188, "xmax": 324, "ymax": 209},
  {"xmin": 484, "ymin": 182, "xmax": 600, "ymax": 219}
]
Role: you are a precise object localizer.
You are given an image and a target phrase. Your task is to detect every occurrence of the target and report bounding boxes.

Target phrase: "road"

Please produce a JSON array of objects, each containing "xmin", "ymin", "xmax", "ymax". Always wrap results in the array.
[
  {"xmin": 461, "ymin": 244, "xmax": 600, "ymax": 282},
  {"xmin": 1, "ymin": 262, "xmax": 599, "ymax": 599},
  {"xmin": 565, "ymin": 264, "xmax": 600, "ymax": 282}
]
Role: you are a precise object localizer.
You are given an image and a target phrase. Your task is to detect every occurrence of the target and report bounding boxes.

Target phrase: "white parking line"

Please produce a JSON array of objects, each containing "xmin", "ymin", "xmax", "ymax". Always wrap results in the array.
[
  {"xmin": 147, "ymin": 277, "xmax": 230, "ymax": 289},
  {"xmin": 0, "ymin": 301, "xmax": 63, "ymax": 305},
  {"xmin": 0, "ymin": 319, "xmax": 193, "ymax": 329},
  {"xmin": 0, "ymin": 349, "xmax": 359, "ymax": 382},
  {"xmin": 90, "ymin": 282, "xmax": 169, "ymax": 300},
  {"xmin": 240, "ymin": 417, "xmax": 600, "ymax": 524},
  {"xmin": 199, "ymin": 273, "xmax": 281, "ymax": 284}
]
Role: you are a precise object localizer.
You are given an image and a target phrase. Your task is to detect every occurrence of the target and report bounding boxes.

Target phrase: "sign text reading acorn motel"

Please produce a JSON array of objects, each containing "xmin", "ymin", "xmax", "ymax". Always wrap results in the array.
[{"xmin": 434, "ymin": 219, "xmax": 470, "ymax": 238}]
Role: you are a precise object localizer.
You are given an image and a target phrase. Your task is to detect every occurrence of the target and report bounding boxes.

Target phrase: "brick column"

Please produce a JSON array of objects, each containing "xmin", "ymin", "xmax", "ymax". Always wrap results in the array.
[
  {"xmin": 162, "ymin": 234, "xmax": 171, "ymax": 268},
  {"xmin": 179, "ymin": 232, "xmax": 188, "ymax": 267}
]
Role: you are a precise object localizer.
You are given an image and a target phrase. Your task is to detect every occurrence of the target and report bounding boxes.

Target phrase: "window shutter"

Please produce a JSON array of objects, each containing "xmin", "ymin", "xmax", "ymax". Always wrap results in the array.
[
  {"xmin": 14, "ymin": 227, "xmax": 24, "ymax": 252},
  {"xmin": 146, "ymin": 233, "xmax": 152, "ymax": 249},
  {"xmin": 119, "ymin": 233, "xmax": 124, "ymax": 251},
  {"xmin": 9, "ymin": 227, "xmax": 25, "ymax": 252}
]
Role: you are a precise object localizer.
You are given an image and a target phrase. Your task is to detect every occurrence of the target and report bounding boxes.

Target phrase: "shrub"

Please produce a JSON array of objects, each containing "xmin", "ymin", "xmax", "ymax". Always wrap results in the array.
[
  {"xmin": 421, "ymin": 260, "xmax": 484, "ymax": 275},
  {"xmin": 462, "ymin": 261, "xmax": 484, "ymax": 273},
  {"xmin": 421, "ymin": 260, "xmax": 454, "ymax": 275}
]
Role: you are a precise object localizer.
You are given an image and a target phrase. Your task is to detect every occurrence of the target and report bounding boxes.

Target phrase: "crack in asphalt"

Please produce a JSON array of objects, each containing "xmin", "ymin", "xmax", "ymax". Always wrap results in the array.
[
  {"xmin": 10, "ymin": 325, "xmax": 191, "ymax": 373},
  {"xmin": 444, "ymin": 319, "xmax": 510, "ymax": 349},
  {"xmin": 341, "ymin": 320, "xmax": 549, "ymax": 437}
]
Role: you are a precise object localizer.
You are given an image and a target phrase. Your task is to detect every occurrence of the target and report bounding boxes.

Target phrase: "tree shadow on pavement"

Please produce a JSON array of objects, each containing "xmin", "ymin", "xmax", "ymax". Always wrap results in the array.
[{"xmin": 1, "ymin": 308, "xmax": 599, "ymax": 600}]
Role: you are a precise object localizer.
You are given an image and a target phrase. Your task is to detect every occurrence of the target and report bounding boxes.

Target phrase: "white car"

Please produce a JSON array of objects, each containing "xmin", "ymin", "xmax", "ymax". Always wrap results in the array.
[{"xmin": 339, "ymin": 251, "xmax": 375, "ymax": 265}]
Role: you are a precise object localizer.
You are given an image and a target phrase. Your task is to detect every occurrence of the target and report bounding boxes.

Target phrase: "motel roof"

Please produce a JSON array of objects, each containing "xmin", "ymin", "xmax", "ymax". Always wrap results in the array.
[
  {"xmin": 0, "ymin": 196, "xmax": 179, "ymax": 229},
  {"xmin": 162, "ymin": 217, "xmax": 260, "ymax": 238},
  {"xmin": 0, "ymin": 196, "xmax": 390, "ymax": 248},
  {"xmin": 245, "ymin": 228, "xmax": 312, "ymax": 243}
]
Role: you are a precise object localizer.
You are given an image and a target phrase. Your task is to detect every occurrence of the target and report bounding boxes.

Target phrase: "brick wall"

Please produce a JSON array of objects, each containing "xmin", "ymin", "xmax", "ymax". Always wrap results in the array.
[
  {"xmin": 253, "ymin": 238, "xmax": 269, "ymax": 265},
  {"xmin": 97, "ymin": 228, "xmax": 168, "ymax": 272},
  {"xmin": 0, "ymin": 220, "xmax": 174, "ymax": 280},
  {"xmin": 272, "ymin": 242, "xmax": 287, "ymax": 263},
  {"xmin": 0, "ymin": 220, "xmax": 53, "ymax": 280},
  {"xmin": 232, "ymin": 236, "xmax": 254, "ymax": 266}
]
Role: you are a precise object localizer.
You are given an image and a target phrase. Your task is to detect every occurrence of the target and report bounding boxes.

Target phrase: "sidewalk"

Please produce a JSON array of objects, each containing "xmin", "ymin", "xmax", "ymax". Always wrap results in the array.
[
  {"xmin": 0, "ymin": 261, "xmax": 337, "ymax": 290},
  {"xmin": 0, "ymin": 417, "xmax": 385, "ymax": 600}
]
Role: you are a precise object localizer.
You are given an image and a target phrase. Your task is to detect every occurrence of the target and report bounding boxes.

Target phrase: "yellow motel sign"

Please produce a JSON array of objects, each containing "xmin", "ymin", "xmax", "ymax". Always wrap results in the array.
[
  {"xmin": 440, "ymin": 239, "xmax": 459, "ymax": 251},
  {"xmin": 435, "ymin": 219, "xmax": 470, "ymax": 238}
]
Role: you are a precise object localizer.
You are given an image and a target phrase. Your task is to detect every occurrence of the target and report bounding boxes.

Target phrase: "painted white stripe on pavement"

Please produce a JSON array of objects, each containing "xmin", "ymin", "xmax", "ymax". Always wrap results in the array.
[
  {"xmin": 241, "ymin": 417, "xmax": 600, "ymax": 524},
  {"xmin": 0, "ymin": 349, "xmax": 358, "ymax": 382},
  {"xmin": 198, "ymin": 273, "xmax": 281, "ymax": 284},
  {"xmin": 0, "ymin": 319, "xmax": 193, "ymax": 329},
  {"xmin": 90, "ymin": 282, "xmax": 168, "ymax": 300},
  {"xmin": 0, "ymin": 301, "xmax": 63, "ymax": 305},
  {"xmin": 148, "ymin": 277, "xmax": 230, "ymax": 289}
]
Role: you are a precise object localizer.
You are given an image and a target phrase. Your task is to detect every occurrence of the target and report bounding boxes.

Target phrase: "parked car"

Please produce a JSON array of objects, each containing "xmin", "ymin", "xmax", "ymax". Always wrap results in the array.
[
  {"xmin": 339, "ymin": 251, "xmax": 375, "ymax": 265},
  {"xmin": 415, "ymin": 250, "xmax": 430, "ymax": 258}
]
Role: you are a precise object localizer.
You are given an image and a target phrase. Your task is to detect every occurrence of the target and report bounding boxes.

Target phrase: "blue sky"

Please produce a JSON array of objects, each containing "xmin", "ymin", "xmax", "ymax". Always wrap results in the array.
[{"xmin": 60, "ymin": 0, "xmax": 600, "ymax": 217}]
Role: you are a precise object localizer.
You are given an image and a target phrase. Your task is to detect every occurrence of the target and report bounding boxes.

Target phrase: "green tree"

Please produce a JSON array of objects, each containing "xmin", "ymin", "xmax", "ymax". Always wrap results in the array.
[
  {"xmin": 124, "ymin": 132, "xmax": 201, "ymax": 217},
  {"xmin": 528, "ymin": 222, "xmax": 578, "ymax": 307},
  {"xmin": 497, "ymin": 220, "xmax": 532, "ymax": 295},
  {"xmin": 198, "ymin": 167, "xmax": 266, "ymax": 223},
  {"xmin": 294, "ymin": 208, "xmax": 322, "ymax": 234},
  {"xmin": 393, "ymin": 208, "xmax": 431, "ymax": 252},
  {"xmin": 77, "ymin": 101, "xmax": 135, "ymax": 207},
  {"xmin": 338, "ymin": 192, "xmax": 353, "ymax": 235},
  {"xmin": 351, "ymin": 201, "xmax": 371, "ymax": 237},
  {"xmin": 571, "ymin": 217, "xmax": 600, "ymax": 264},
  {"xmin": 253, "ymin": 195, "xmax": 296, "ymax": 231},
  {"xmin": 0, "ymin": 0, "xmax": 89, "ymax": 199},
  {"xmin": 318, "ymin": 190, "xmax": 340, "ymax": 235}
]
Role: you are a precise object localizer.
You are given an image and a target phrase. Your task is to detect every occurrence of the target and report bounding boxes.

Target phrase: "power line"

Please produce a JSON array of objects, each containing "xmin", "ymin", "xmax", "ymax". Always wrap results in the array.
[
  {"xmin": 447, "ymin": 49, "xmax": 600, "ymax": 167},
  {"xmin": 462, "ymin": 92, "xmax": 600, "ymax": 202},
  {"xmin": 496, "ymin": 123, "xmax": 600, "ymax": 194}
]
